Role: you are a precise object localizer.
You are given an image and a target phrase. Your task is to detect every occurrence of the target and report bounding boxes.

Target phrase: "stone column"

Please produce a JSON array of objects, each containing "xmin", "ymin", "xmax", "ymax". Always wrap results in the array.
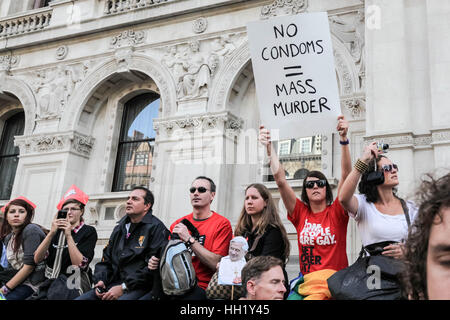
[
  {"xmin": 151, "ymin": 111, "xmax": 243, "ymax": 226},
  {"xmin": 14, "ymin": 131, "xmax": 95, "ymax": 227},
  {"xmin": 426, "ymin": 0, "xmax": 450, "ymax": 174},
  {"xmin": 365, "ymin": 0, "xmax": 439, "ymax": 196}
]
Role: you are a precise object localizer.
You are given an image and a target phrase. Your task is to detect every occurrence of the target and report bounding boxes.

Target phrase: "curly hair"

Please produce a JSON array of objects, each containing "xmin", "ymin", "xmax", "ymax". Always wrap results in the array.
[
  {"xmin": 401, "ymin": 172, "xmax": 450, "ymax": 299},
  {"xmin": 358, "ymin": 155, "xmax": 399, "ymax": 203}
]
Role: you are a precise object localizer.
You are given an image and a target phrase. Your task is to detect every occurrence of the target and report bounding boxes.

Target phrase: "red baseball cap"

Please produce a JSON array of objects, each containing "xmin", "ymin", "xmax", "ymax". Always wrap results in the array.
[
  {"xmin": 1, "ymin": 196, "xmax": 37, "ymax": 213},
  {"xmin": 56, "ymin": 184, "xmax": 89, "ymax": 210}
]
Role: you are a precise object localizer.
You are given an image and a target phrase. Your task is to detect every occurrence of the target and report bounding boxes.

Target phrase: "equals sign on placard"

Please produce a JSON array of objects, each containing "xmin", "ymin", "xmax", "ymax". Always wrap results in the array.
[{"xmin": 284, "ymin": 65, "xmax": 303, "ymax": 78}]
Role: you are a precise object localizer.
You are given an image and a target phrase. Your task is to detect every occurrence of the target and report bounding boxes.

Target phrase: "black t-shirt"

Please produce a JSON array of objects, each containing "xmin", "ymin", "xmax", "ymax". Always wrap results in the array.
[{"xmin": 45, "ymin": 224, "xmax": 98, "ymax": 276}]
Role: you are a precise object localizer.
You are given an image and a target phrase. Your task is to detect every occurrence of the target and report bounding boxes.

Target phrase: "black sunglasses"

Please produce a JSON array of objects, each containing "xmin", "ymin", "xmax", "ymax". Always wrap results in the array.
[
  {"xmin": 189, "ymin": 187, "xmax": 209, "ymax": 194},
  {"xmin": 381, "ymin": 164, "xmax": 398, "ymax": 173},
  {"xmin": 305, "ymin": 179, "xmax": 327, "ymax": 189}
]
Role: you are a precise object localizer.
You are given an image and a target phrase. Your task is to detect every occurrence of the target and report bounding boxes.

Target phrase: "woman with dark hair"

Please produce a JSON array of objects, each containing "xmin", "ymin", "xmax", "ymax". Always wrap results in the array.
[
  {"xmin": 259, "ymin": 116, "xmax": 352, "ymax": 299},
  {"xmin": 33, "ymin": 185, "xmax": 97, "ymax": 299},
  {"xmin": 0, "ymin": 197, "xmax": 46, "ymax": 300},
  {"xmin": 339, "ymin": 142, "xmax": 418, "ymax": 259},
  {"xmin": 401, "ymin": 172, "xmax": 450, "ymax": 300}
]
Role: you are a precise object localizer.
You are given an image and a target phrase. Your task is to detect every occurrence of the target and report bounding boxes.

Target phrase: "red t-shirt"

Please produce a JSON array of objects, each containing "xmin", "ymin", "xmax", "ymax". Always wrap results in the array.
[
  {"xmin": 288, "ymin": 198, "xmax": 349, "ymax": 275},
  {"xmin": 170, "ymin": 212, "xmax": 233, "ymax": 290}
]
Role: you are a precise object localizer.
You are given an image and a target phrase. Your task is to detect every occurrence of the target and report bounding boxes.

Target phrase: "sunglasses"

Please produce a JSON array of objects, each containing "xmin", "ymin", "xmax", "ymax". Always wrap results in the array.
[
  {"xmin": 189, "ymin": 187, "xmax": 209, "ymax": 194},
  {"xmin": 305, "ymin": 180, "xmax": 327, "ymax": 189},
  {"xmin": 381, "ymin": 164, "xmax": 398, "ymax": 173}
]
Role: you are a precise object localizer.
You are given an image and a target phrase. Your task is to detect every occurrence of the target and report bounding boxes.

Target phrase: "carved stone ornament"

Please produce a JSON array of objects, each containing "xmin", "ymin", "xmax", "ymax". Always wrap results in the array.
[
  {"xmin": 363, "ymin": 133, "xmax": 416, "ymax": 150},
  {"xmin": 341, "ymin": 95, "xmax": 365, "ymax": 119},
  {"xmin": 363, "ymin": 130, "xmax": 450, "ymax": 149},
  {"xmin": 162, "ymin": 40, "xmax": 216, "ymax": 99},
  {"xmin": 192, "ymin": 17, "xmax": 208, "ymax": 34},
  {"xmin": 153, "ymin": 112, "xmax": 243, "ymax": 136},
  {"xmin": 110, "ymin": 30, "xmax": 146, "ymax": 48},
  {"xmin": 161, "ymin": 33, "xmax": 245, "ymax": 104},
  {"xmin": 0, "ymin": 53, "xmax": 20, "ymax": 73},
  {"xmin": 86, "ymin": 206, "xmax": 99, "ymax": 226},
  {"xmin": 261, "ymin": 0, "xmax": 308, "ymax": 19},
  {"xmin": 15, "ymin": 131, "xmax": 95, "ymax": 158},
  {"xmin": 329, "ymin": 9, "xmax": 365, "ymax": 90},
  {"xmin": 30, "ymin": 63, "xmax": 90, "ymax": 120},
  {"xmin": 114, "ymin": 46, "xmax": 134, "ymax": 72},
  {"xmin": 56, "ymin": 45, "xmax": 69, "ymax": 60},
  {"xmin": 432, "ymin": 129, "xmax": 450, "ymax": 145}
]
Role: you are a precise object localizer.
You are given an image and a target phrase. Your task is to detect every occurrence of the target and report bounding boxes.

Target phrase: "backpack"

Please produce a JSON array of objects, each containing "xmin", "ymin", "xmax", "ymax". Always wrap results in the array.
[{"xmin": 160, "ymin": 218, "xmax": 199, "ymax": 296}]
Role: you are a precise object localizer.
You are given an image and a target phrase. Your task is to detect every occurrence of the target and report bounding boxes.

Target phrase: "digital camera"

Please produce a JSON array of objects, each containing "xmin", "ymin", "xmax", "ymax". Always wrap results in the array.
[{"xmin": 376, "ymin": 142, "xmax": 389, "ymax": 153}]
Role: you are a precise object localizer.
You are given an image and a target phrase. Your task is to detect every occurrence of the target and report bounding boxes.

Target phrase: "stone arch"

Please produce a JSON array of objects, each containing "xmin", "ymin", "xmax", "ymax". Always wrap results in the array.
[
  {"xmin": 330, "ymin": 34, "xmax": 360, "ymax": 95},
  {"xmin": 209, "ymin": 36, "xmax": 360, "ymax": 113},
  {"xmin": 0, "ymin": 77, "xmax": 37, "ymax": 135},
  {"xmin": 60, "ymin": 54, "xmax": 177, "ymax": 132},
  {"xmin": 208, "ymin": 42, "xmax": 251, "ymax": 113},
  {"xmin": 294, "ymin": 168, "xmax": 309, "ymax": 180}
]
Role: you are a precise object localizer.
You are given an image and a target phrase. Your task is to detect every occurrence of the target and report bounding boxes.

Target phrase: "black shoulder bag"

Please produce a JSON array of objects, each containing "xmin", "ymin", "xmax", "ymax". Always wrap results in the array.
[{"xmin": 327, "ymin": 198, "xmax": 411, "ymax": 300}]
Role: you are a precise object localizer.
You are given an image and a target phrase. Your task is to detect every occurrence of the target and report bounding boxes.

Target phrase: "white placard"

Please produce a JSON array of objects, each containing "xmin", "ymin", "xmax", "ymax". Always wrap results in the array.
[{"xmin": 247, "ymin": 12, "xmax": 341, "ymax": 140}]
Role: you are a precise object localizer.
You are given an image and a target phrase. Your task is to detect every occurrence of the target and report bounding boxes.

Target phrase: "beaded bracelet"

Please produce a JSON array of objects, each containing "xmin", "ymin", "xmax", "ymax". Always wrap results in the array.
[{"xmin": 354, "ymin": 159, "xmax": 369, "ymax": 173}]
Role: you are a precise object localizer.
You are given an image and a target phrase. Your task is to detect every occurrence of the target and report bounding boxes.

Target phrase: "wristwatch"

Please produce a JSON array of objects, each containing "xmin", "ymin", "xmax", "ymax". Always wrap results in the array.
[
  {"xmin": 121, "ymin": 282, "xmax": 128, "ymax": 293},
  {"xmin": 187, "ymin": 236, "xmax": 196, "ymax": 246}
]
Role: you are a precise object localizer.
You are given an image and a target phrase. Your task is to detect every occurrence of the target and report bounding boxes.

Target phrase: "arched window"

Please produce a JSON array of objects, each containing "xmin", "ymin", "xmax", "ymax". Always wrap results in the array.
[
  {"xmin": 112, "ymin": 93, "xmax": 159, "ymax": 192},
  {"xmin": 294, "ymin": 168, "xmax": 309, "ymax": 180},
  {"xmin": 0, "ymin": 112, "xmax": 25, "ymax": 199}
]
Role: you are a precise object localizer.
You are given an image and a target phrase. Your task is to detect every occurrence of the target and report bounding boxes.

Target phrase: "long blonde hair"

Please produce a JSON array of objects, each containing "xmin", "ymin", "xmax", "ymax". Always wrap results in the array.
[{"xmin": 234, "ymin": 183, "xmax": 290, "ymax": 262}]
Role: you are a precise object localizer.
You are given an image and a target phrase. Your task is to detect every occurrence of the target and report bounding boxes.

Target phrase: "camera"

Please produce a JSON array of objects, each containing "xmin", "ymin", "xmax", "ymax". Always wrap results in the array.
[
  {"xmin": 57, "ymin": 210, "xmax": 68, "ymax": 219},
  {"xmin": 376, "ymin": 142, "xmax": 389, "ymax": 153}
]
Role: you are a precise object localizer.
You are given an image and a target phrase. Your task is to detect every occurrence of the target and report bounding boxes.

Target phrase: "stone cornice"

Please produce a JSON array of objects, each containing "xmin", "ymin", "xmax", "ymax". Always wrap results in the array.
[
  {"xmin": 14, "ymin": 131, "xmax": 95, "ymax": 158},
  {"xmin": 153, "ymin": 111, "xmax": 243, "ymax": 137},
  {"xmin": 364, "ymin": 128, "xmax": 450, "ymax": 149}
]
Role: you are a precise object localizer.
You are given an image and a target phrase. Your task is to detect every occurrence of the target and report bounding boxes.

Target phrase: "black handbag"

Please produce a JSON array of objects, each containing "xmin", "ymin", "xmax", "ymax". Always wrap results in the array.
[
  {"xmin": 327, "ymin": 245, "xmax": 405, "ymax": 300},
  {"xmin": 327, "ymin": 198, "xmax": 411, "ymax": 300}
]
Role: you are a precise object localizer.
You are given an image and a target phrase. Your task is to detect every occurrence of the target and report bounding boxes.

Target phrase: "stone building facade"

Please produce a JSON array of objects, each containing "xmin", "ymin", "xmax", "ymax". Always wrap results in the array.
[{"xmin": 1, "ymin": 0, "xmax": 449, "ymax": 275}]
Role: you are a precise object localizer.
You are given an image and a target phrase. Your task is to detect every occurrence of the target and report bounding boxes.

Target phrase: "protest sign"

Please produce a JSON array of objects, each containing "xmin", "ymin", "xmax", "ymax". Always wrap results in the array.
[{"xmin": 247, "ymin": 12, "xmax": 341, "ymax": 140}]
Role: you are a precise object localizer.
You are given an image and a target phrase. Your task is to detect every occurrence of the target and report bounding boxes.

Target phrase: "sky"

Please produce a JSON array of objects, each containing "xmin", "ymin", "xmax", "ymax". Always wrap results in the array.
[{"xmin": 127, "ymin": 99, "xmax": 160, "ymax": 139}]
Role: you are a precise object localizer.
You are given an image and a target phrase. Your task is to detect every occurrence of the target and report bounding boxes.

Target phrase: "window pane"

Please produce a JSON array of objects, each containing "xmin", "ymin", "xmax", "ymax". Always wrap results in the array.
[
  {"xmin": 120, "ymin": 93, "xmax": 159, "ymax": 142},
  {"xmin": 0, "ymin": 112, "xmax": 25, "ymax": 199},
  {"xmin": 0, "ymin": 112, "xmax": 24, "ymax": 156},
  {"xmin": 266, "ymin": 135, "xmax": 322, "ymax": 181},
  {"xmin": 112, "ymin": 94, "xmax": 159, "ymax": 192},
  {"xmin": 0, "ymin": 157, "xmax": 20, "ymax": 199}
]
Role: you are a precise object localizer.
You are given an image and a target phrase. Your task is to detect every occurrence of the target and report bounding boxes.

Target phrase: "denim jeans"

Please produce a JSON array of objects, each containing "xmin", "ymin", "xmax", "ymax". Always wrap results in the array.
[
  {"xmin": 4, "ymin": 284, "xmax": 34, "ymax": 300},
  {"xmin": 75, "ymin": 288, "xmax": 148, "ymax": 300}
]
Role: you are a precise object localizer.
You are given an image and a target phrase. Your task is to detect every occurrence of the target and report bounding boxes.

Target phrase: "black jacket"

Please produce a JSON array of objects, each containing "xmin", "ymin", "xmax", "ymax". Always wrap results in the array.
[
  {"xmin": 245, "ymin": 225, "xmax": 287, "ymax": 263},
  {"xmin": 93, "ymin": 210, "xmax": 169, "ymax": 291}
]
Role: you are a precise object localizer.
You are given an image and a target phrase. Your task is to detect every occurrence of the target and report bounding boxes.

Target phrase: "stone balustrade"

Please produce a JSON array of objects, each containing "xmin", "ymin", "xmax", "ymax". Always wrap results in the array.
[
  {"xmin": 104, "ymin": 0, "xmax": 170, "ymax": 14},
  {"xmin": 0, "ymin": 8, "xmax": 52, "ymax": 38}
]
